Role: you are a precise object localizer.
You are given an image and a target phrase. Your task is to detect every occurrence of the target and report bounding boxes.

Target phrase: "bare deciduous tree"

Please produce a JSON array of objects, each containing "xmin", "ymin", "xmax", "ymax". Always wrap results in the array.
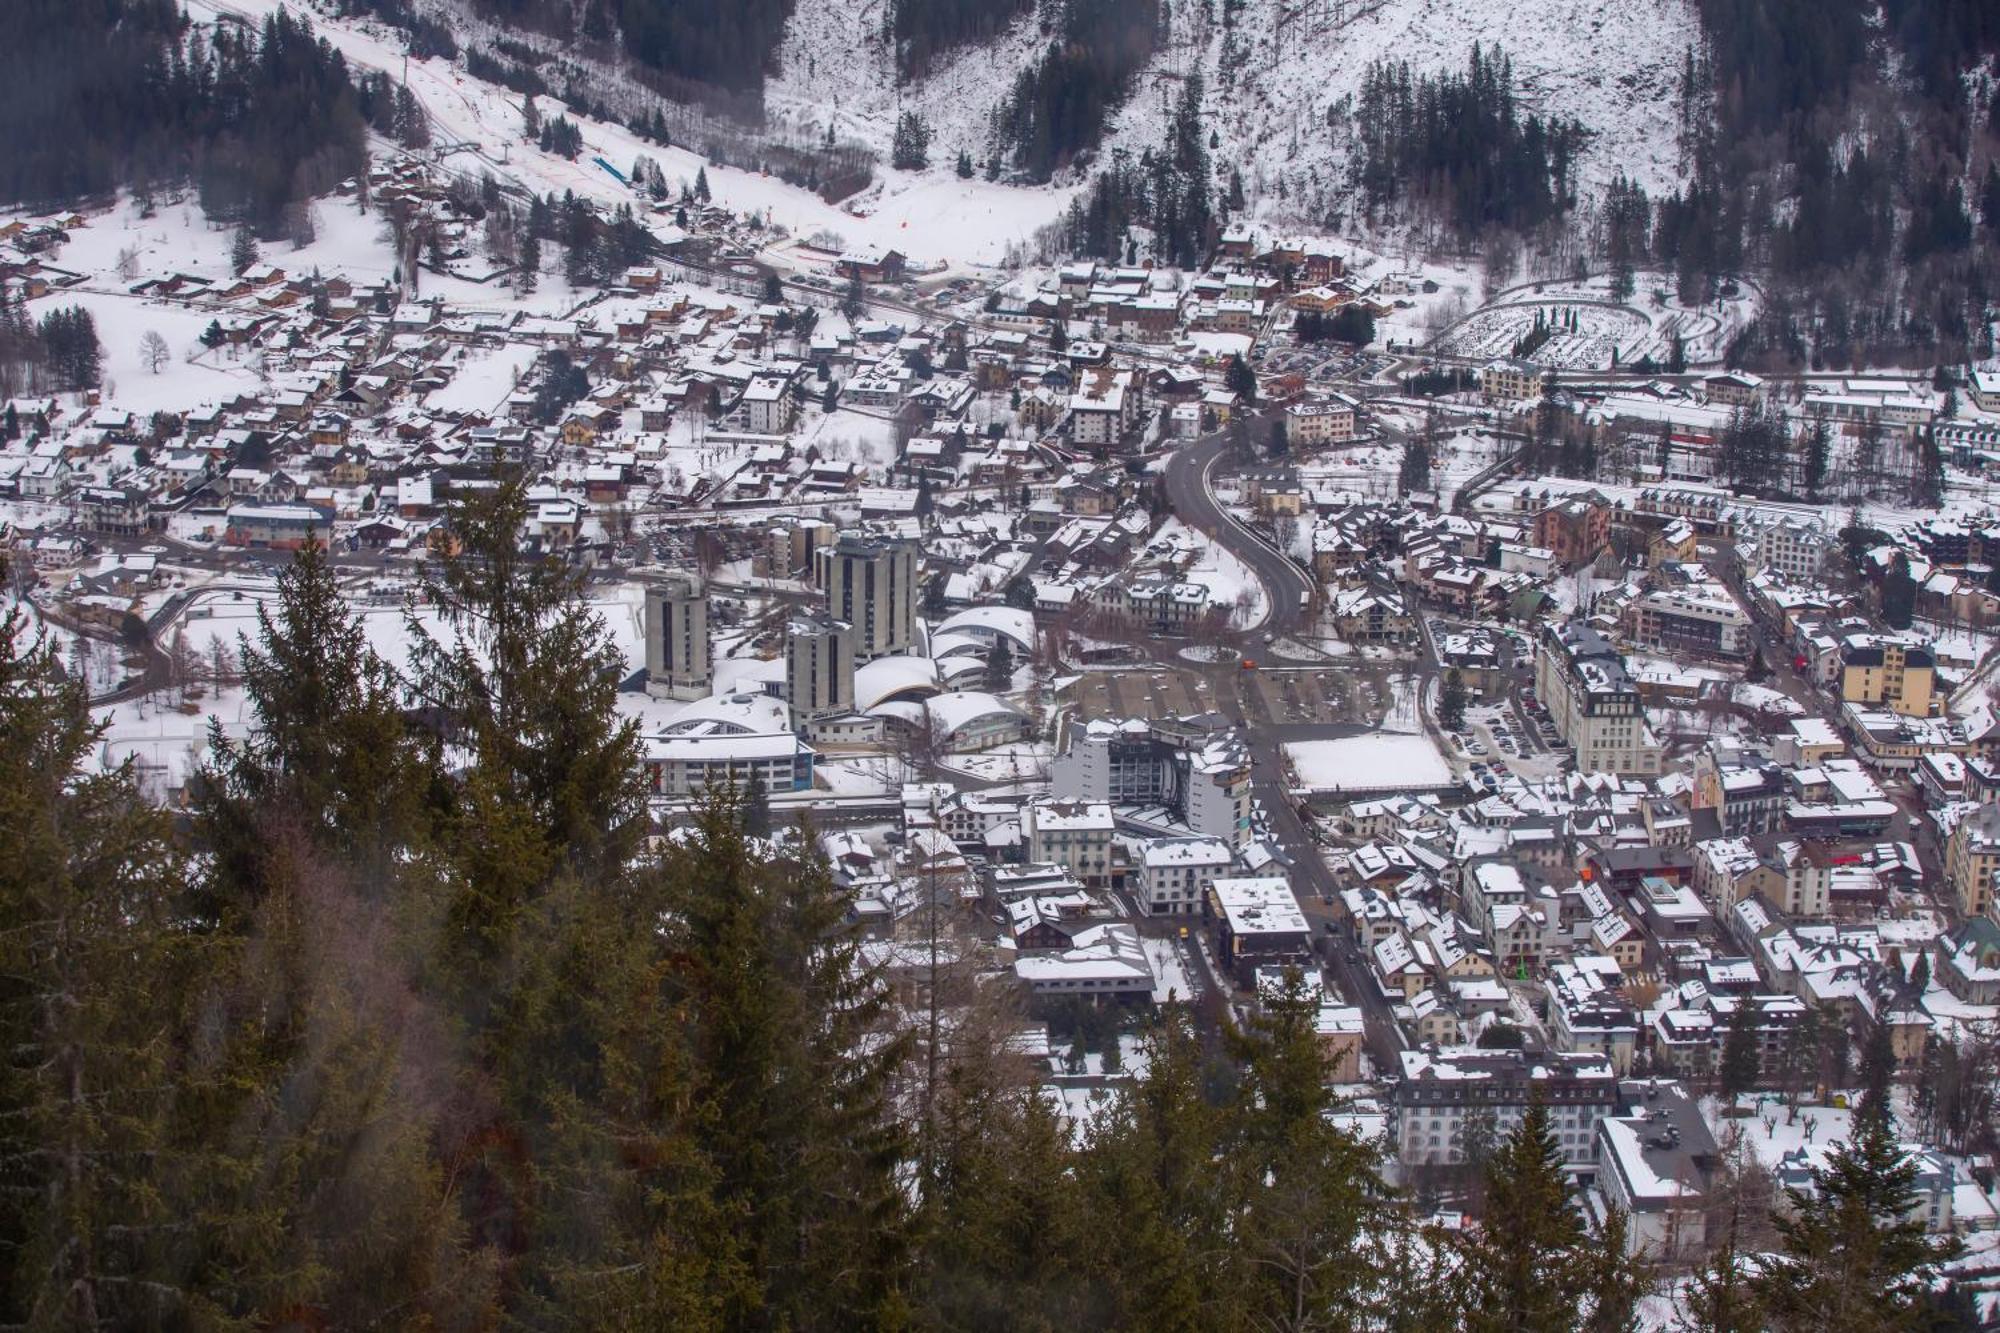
[{"xmin": 140, "ymin": 331, "xmax": 171, "ymax": 375}]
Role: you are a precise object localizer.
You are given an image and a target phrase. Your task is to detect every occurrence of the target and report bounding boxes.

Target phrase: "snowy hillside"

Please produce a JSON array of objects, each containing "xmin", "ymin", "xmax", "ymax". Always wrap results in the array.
[
  {"xmin": 169, "ymin": 0, "xmax": 1699, "ymax": 269},
  {"xmin": 768, "ymin": 0, "xmax": 1702, "ymax": 230}
]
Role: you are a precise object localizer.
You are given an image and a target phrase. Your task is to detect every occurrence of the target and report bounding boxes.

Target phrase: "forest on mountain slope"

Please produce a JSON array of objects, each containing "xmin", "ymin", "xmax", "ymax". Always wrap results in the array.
[
  {"xmin": 0, "ymin": 3, "xmax": 369, "ymax": 231},
  {"xmin": 0, "ymin": 476, "xmax": 1972, "ymax": 1329}
]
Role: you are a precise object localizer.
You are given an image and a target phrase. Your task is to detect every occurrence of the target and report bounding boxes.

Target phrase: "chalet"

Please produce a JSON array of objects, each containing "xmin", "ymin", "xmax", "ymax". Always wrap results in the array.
[{"xmin": 834, "ymin": 248, "xmax": 907, "ymax": 283}]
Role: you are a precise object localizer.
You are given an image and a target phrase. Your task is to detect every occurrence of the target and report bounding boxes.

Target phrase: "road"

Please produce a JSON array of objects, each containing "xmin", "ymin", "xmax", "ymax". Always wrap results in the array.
[
  {"xmin": 1160, "ymin": 421, "xmax": 1312, "ymax": 648},
  {"xmin": 1151, "ymin": 415, "xmax": 1414, "ymax": 1069}
]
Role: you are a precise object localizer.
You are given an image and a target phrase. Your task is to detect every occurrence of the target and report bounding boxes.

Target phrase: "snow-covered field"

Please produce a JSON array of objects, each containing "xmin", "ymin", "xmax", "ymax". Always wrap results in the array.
[{"xmin": 1284, "ymin": 733, "xmax": 1453, "ymax": 793}]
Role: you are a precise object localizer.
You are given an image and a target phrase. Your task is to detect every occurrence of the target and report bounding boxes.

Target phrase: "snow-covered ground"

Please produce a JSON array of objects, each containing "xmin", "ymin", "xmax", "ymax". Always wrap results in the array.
[
  {"xmin": 1152, "ymin": 517, "xmax": 1271, "ymax": 629},
  {"xmin": 1284, "ymin": 733, "xmax": 1453, "ymax": 793},
  {"xmin": 176, "ymin": 0, "xmax": 1072, "ymax": 269},
  {"xmin": 1431, "ymin": 272, "xmax": 1763, "ymax": 368},
  {"xmin": 154, "ymin": 0, "xmax": 1701, "ymax": 286},
  {"xmin": 769, "ymin": 0, "xmax": 1702, "ymax": 237}
]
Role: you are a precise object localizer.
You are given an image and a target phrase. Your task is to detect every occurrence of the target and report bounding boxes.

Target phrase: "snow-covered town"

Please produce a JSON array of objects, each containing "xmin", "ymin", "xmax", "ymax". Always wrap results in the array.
[{"xmin": 10, "ymin": 0, "xmax": 2000, "ymax": 1322}]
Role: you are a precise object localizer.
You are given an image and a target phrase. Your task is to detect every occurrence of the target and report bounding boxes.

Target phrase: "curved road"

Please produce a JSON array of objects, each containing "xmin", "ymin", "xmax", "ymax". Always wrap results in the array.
[{"xmin": 1160, "ymin": 422, "xmax": 1313, "ymax": 649}]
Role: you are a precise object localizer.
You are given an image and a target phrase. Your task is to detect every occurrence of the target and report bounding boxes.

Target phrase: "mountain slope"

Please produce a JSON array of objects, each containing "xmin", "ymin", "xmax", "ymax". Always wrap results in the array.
[{"xmin": 765, "ymin": 0, "xmax": 1701, "ymax": 227}]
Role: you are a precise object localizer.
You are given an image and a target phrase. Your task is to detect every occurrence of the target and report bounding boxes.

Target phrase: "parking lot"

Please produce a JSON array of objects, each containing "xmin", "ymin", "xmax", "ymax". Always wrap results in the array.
[{"xmin": 1070, "ymin": 670, "xmax": 1222, "ymax": 723}]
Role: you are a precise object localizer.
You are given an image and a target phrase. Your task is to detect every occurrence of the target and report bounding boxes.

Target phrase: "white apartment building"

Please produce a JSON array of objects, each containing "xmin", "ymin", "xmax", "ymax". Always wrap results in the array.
[
  {"xmin": 1134, "ymin": 836, "xmax": 1235, "ymax": 916},
  {"xmin": 1284, "ymin": 393, "xmax": 1360, "ymax": 446},
  {"xmin": 1069, "ymin": 367, "xmax": 1143, "ymax": 447},
  {"xmin": 1394, "ymin": 1047, "xmax": 1618, "ymax": 1167},
  {"xmin": 1535, "ymin": 621, "xmax": 1663, "ymax": 776},
  {"xmin": 786, "ymin": 615, "xmax": 856, "ymax": 731},
  {"xmin": 1023, "ymin": 800, "xmax": 1117, "ymax": 887},
  {"xmin": 1049, "ymin": 717, "xmax": 1252, "ymax": 847},
  {"xmin": 1755, "ymin": 517, "xmax": 1829, "ymax": 584}
]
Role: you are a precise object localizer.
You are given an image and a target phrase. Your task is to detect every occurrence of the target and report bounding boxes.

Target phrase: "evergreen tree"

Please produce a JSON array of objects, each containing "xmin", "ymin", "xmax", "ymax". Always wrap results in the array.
[
  {"xmin": 740, "ymin": 766, "xmax": 772, "ymax": 839},
  {"xmin": 694, "ymin": 165, "xmax": 711, "ymax": 201},
  {"xmin": 1754, "ymin": 1109, "xmax": 1959, "ymax": 1330},
  {"xmin": 232, "ymin": 224, "xmax": 261, "ymax": 277},
  {"xmin": 1440, "ymin": 668, "xmax": 1467, "ymax": 731},
  {"xmin": 203, "ymin": 538, "xmax": 430, "ymax": 887},
  {"xmin": 1223, "ymin": 352, "xmax": 1256, "ymax": 401},
  {"xmin": 955, "ymin": 148, "xmax": 973, "ymax": 178},
  {"xmin": 1399, "ymin": 433, "xmax": 1432, "ymax": 494},
  {"xmin": 1856, "ymin": 1018, "xmax": 1896, "ymax": 1133},
  {"xmin": 1802, "ymin": 418, "xmax": 1832, "ymax": 500},
  {"xmin": 1227, "ymin": 972, "xmax": 1399, "ymax": 1329},
  {"xmin": 1720, "ymin": 998, "xmax": 1761, "ymax": 1100},
  {"xmin": 891, "ymin": 111, "xmax": 932, "ymax": 170},
  {"xmin": 404, "ymin": 474, "xmax": 646, "ymax": 990},
  {"xmin": 1070, "ymin": 1009, "xmax": 1233, "ymax": 1325},
  {"xmin": 517, "ymin": 228, "xmax": 541, "ymax": 294},
  {"xmin": 656, "ymin": 793, "xmax": 915, "ymax": 1326},
  {"xmin": 0, "ymin": 608, "xmax": 194, "ymax": 1326},
  {"xmin": 1328, "ymin": 304, "xmax": 1375, "ymax": 346},
  {"xmin": 1584, "ymin": 1208, "xmax": 1649, "ymax": 1333},
  {"xmin": 1458, "ymin": 1095, "xmax": 1607, "ymax": 1332},
  {"xmin": 983, "ymin": 636, "xmax": 1014, "ymax": 694},
  {"xmin": 1881, "ymin": 555, "xmax": 1917, "ymax": 630}
]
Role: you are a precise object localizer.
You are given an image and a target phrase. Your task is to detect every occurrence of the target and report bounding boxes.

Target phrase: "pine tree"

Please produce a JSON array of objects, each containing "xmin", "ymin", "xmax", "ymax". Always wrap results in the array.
[
  {"xmin": 1802, "ymin": 418, "xmax": 1831, "ymax": 500},
  {"xmin": 694, "ymin": 165, "xmax": 711, "ymax": 201},
  {"xmin": 741, "ymin": 765, "xmax": 772, "ymax": 838},
  {"xmin": 1753, "ymin": 1109, "xmax": 1959, "ymax": 1330},
  {"xmin": 202, "ymin": 538, "xmax": 431, "ymax": 896},
  {"xmin": 404, "ymin": 474, "xmax": 646, "ymax": 988},
  {"xmin": 1584, "ymin": 1208, "xmax": 1650, "ymax": 1333},
  {"xmin": 1720, "ymin": 998, "xmax": 1761, "ymax": 1100},
  {"xmin": 1224, "ymin": 352, "xmax": 1256, "ymax": 401},
  {"xmin": 0, "ymin": 607, "xmax": 194, "ymax": 1326},
  {"xmin": 517, "ymin": 228, "xmax": 541, "ymax": 294},
  {"xmin": 1881, "ymin": 555, "xmax": 1917, "ymax": 630},
  {"xmin": 1399, "ymin": 433, "xmax": 1432, "ymax": 494},
  {"xmin": 1071, "ymin": 1010, "xmax": 1233, "ymax": 1325},
  {"xmin": 232, "ymin": 224, "xmax": 261, "ymax": 276},
  {"xmin": 983, "ymin": 637, "xmax": 1014, "ymax": 694},
  {"xmin": 657, "ymin": 793, "xmax": 915, "ymax": 1326},
  {"xmin": 1458, "ymin": 1095, "xmax": 1598, "ymax": 1332},
  {"xmin": 955, "ymin": 148, "xmax": 973, "ymax": 178},
  {"xmin": 917, "ymin": 1040, "xmax": 1092, "ymax": 1327},
  {"xmin": 891, "ymin": 111, "xmax": 931, "ymax": 170},
  {"xmin": 1856, "ymin": 1018, "xmax": 1896, "ymax": 1133},
  {"xmin": 1227, "ymin": 971, "xmax": 1399, "ymax": 1329},
  {"xmin": 1440, "ymin": 668, "xmax": 1467, "ymax": 731}
]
